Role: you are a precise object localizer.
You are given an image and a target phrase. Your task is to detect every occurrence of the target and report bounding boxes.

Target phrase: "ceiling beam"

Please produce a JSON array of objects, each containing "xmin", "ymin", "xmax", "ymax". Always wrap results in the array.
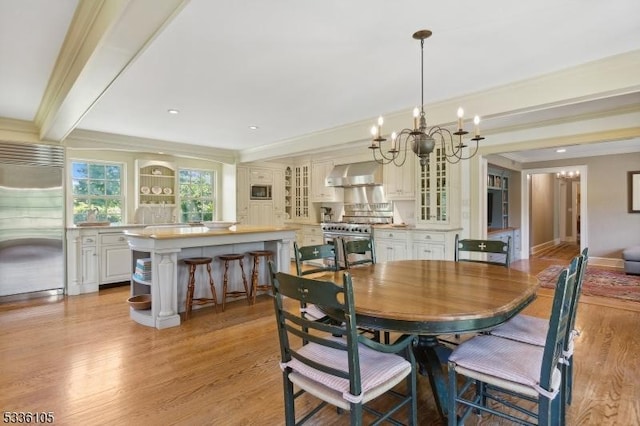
[{"xmin": 34, "ymin": 0, "xmax": 189, "ymax": 142}]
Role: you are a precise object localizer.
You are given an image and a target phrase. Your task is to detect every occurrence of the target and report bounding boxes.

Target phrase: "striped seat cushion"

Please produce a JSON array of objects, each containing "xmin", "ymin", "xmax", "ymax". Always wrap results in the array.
[
  {"xmin": 282, "ymin": 339, "xmax": 411, "ymax": 404},
  {"xmin": 489, "ymin": 314, "xmax": 548, "ymax": 346}
]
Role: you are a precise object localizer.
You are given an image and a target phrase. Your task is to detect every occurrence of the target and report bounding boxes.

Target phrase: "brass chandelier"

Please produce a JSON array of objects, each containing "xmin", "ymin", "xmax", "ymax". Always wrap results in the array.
[{"xmin": 369, "ymin": 30, "xmax": 485, "ymax": 167}]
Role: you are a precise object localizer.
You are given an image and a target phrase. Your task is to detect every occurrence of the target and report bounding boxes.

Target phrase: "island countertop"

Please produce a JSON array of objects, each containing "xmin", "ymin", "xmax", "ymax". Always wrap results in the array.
[{"xmin": 124, "ymin": 224, "xmax": 300, "ymax": 240}]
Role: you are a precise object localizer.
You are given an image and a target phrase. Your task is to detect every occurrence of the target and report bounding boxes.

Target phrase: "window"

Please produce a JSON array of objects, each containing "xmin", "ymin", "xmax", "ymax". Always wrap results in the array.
[
  {"xmin": 71, "ymin": 161, "xmax": 124, "ymax": 224},
  {"xmin": 179, "ymin": 168, "xmax": 215, "ymax": 222}
]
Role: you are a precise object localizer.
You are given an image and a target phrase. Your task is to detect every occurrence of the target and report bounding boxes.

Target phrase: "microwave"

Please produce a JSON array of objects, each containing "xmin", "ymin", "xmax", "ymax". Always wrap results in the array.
[{"xmin": 250, "ymin": 184, "xmax": 272, "ymax": 200}]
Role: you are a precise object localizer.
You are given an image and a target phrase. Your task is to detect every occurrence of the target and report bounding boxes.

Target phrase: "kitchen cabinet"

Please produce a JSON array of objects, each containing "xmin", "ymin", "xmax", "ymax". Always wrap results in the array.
[
  {"xmin": 81, "ymin": 234, "xmax": 98, "ymax": 288},
  {"xmin": 272, "ymin": 169, "xmax": 285, "ymax": 215},
  {"xmin": 136, "ymin": 160, "xmax": 177, "ymax": 208},
  {"xmin": 411, "ymin": 231, "xmax": 447, "ymax": 260},
  {"xmin": 416, "ymin": 146, "xmax": 458, "ymax": 225},
  {"xmin": 374, "ymin": 229, "xmax": 409, "ymax": 262},
  {"xmin": 383, "ymin": 156, "xmax": 416, "ymax": 200},
  {"xmin": 249, "ymin": 168, "xmax": 273, "ymax": 183},
  {"xmin": 100, "ymin": 233, "xmax": 132, "ymax": 283},
  {"xmin": 236, "ymin": 166, "xmax": 249, "ymax": 224},
  {"xmin": 302, "ymin": 224, "xmax": 323, "ymax": 246},
  {"xmin": 311, "ymin": 160, "xmax": 338, "ymax": 202},
  {"xmin": 249, "ymin": 201, "xmax": 274, "ymax": 226},
  {"xmin": 292, "ymin": 163, "xmax": 310, "ymax": 221}
]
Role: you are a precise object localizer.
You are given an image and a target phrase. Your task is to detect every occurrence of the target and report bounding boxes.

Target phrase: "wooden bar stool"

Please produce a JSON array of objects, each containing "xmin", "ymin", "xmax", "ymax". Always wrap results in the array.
[
  {"xmin": 183, "ymin": 257, "xmax": 218, "ymax": 320},
  {"xmin": 217, "ymin": 253, "xmax": 250, "ymax": 311},
  {"xmin": 247, "ymin": 250, "xmax": 273, "ymax": 304}
]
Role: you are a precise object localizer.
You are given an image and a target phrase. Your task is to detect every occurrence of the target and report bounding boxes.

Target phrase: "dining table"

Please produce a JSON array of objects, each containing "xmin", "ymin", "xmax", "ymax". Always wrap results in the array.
[{"xmin": 315, "ymin": 259, "xmax": 539, "ymax": 419}]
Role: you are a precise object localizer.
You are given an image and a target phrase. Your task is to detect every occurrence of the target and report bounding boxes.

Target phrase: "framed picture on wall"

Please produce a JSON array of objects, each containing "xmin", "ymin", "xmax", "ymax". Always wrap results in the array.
[{"xmin": 629, "ymin": 170, "xmax": 640, "ymax": 213}]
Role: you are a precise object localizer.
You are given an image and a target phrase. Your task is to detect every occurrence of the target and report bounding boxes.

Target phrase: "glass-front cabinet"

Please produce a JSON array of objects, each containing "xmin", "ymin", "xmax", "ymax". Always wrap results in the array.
[
  {"xmin": 417, "ymin": 146, "xmax": 449, "ymax": 224},
  {"xmin": 284, "ymin": 166, "xmax": 293, "ymax": 221},
  {"xmin": 293, "ymin": 163, "xmax": 310, "ymax": 221}
]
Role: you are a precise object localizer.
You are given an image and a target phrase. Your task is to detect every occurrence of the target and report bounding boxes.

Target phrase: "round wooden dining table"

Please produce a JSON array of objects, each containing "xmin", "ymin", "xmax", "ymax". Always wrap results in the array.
[{"xmin": 316, "ymin": 259, "xmax": 539, "ymax": 419}]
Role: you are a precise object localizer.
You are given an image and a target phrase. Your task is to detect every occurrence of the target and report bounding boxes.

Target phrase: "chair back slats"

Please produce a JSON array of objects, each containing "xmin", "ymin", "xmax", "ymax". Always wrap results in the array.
[
  {"xmin": 342, "ymin": 238, "xmax": 376, "ymax": 268},
  {"xmin": 269, "ymin": 261, "xmax": 362, "ymax": 383},
  {"xmin": 455, "ymin": 233, "xmax": 511, "ymax": 267},
  {"xmin": 294, "ymin": 242, "xmax": 339, "ymax": 276},
  {"xmin": 539, "ymin": 256, "xmax": 579, "ymax": 391}
]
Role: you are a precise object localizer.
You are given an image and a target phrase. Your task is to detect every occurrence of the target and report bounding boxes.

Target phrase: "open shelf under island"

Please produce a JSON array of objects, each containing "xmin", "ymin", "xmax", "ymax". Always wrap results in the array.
[{"xmin": 124, "ymin": 224, "xmax": 297, "ymax": 329}]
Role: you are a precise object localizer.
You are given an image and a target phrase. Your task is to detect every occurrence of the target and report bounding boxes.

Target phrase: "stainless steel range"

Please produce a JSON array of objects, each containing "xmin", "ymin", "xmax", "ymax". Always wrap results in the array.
[{"xmin": 321, "ymin": 222, "xmax": 374, "ymax": 268}]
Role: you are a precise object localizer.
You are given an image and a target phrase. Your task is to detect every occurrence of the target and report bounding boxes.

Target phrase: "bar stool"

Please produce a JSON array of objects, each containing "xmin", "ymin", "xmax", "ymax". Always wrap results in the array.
[
  {"xmin": 217, "ymin": 253, "xmax": 250, "ymax": 311},
  {"xmin": 247, "ymin": 250, "xmax": 273, "ymax": 304},
  {"xmin": 183, "ymin": 257, "xmax": 218, "ymax": 320}
]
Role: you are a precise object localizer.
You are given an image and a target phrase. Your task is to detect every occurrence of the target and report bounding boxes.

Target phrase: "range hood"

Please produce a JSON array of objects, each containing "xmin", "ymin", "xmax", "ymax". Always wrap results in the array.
[{"xmin": 325, "ymin": 161, "xmax": 383, "ymax": 187}]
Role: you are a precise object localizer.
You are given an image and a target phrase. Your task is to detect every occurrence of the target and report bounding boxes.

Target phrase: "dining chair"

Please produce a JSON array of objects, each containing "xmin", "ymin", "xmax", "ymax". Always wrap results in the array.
[
  {"xmin": 342, "ymin": 237, "xmax": 376, "ymax": 269},
  {"xmin": 447, "ymin": 256, "xmax": 579, "ymax": 426},
  {"xmin": 454, "ymin": 233, "xmax": 511, "ymax": 267},
  {"xmin": 488, "ymin": 247, "xmax": 589, "ymax": 415},
  {"xmin": 341, "ymin": 237, "xmax": 388, "ymax": 343},
  {"xmin": 268, "ymin": 261, "xmax": 418, "ymax": 425},
  {"xmin": 293, "ymin": 242, "xmax": 339, "ymax": 321}
]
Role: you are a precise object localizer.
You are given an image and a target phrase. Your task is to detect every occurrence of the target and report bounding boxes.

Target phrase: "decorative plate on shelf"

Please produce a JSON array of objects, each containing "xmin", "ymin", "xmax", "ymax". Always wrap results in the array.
[
  {"xmin": 151, "ymin": 186, "xmax": 162, "ymax": 195},
  {"xmin": 163, "ymin": 187, "xmax": 173, "ymax": 195},
  {"xmin": 151, "ymin": 168, "xmax": 162, "ymax": 175},
  {"xmin": 140, "ymin": 186, "xmax": 150, "ymax": 194}
]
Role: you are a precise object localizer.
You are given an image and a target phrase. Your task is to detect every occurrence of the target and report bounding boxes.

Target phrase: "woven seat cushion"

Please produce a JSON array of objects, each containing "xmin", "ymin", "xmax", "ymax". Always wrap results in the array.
[
  {"xmin": 282, "ymin": 340, "xmax": 411, "ymax": 406},
  {"xmin": 489, "ymin": 314, "xmax": 548, "ymax": 346},
  {"xmin": 449, "ymin": 335, "xmax": 561, "ymax": 399}
]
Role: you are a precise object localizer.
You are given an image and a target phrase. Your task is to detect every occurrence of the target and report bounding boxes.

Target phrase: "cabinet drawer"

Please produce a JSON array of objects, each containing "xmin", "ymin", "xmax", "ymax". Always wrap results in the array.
[
  {"xmin": 303, "ymin": 226, "xmax": 321, "ymax": 236},
  {"xmin": 100, "ymin": 233, "xmax": 128, "ymax": 245},
  {"xmin": 412, "ymin": 232, "xmax": 445, "ymax": 242},
  {"xmin": 250, "ymin": 169, "xmax": 273, "ymax": 183},
  {"xmin": 82, "ymin": 236, "xmax": 97, "ymax": 246},
  {"xmin": 374, "ymin": 230, "xmax": 408, "ymax": 241}
]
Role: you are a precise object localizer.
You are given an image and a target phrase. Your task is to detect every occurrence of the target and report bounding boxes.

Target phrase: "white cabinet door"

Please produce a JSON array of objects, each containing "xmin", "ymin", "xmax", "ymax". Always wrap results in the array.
[
  {"xmin": 249, "ymin": 201, "xmax": 274, "ymax": 226},
  {"xmin": 100, "ymin": 233, "xmax": 131, "ymax": 283},
  {"xmin": 416, "ymin": 146, "xmax": 459, "ymax": 225},
  {"xmin": 293, "ymin": 164, "xmax": 310, "ymax": 221},
  {"xmin": 411, "ymin": 231, "xmax": 446, "ymax": 260},
  {"xmin": 374, "ymin": 229, "xmax": 409, "ymax": 262},
  {"xmin": 384, "ymin": 156, "xmax": 416, "ymax": 200},
  {"xmin": 272, "ymin": 169, "xmax": 285, "ymax": 214},
  {"xmin": 237, "ymin": 166, "xmax": 249, "ymax": 219},
  {"xmin": 311, "ymin": 160, "xmax": 336, "ymax": 202},
  {"xmin": 81, "ymin": 245, "xmax": 98, "ymax": 286},
  {"xmin": 249, "ymin": 168, "xmax": 274, "ymax": 183}
]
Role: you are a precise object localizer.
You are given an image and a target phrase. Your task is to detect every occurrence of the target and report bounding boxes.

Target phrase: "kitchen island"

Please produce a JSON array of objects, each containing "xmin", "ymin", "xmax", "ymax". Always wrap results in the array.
[{"xmin": 124, "ymin": 225, "xmax": 297, "ymax": 329}]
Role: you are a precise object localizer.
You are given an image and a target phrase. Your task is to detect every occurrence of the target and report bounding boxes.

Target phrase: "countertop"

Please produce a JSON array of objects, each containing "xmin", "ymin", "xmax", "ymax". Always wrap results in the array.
[{"xmin": 124, "ymin": 224, "xmax": 299, "ymax": 240}]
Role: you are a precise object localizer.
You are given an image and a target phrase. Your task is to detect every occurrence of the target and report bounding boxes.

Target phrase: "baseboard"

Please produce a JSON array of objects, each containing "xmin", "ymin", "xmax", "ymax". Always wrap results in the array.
[
  {"xmin": 589, "ymin": 257, "xmax": 624, "ymax": 270},
  {"xmin": 531, "ymin": 240, "xmax": 558, "ymax": 255}
]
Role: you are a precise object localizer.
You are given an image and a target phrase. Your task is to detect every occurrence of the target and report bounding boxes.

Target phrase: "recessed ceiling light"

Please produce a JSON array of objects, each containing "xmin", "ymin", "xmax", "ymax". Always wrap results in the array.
[
  {"xmin": 556, "ymin": 148, "xmax": 566, "ymax": 153},
  {"xmin": 248, "ymin": 125, "xmax": 259, "ymax": 130},
  {"xmin": 167, "ymin": 109, "xmax": 180, "ymax": 115}
]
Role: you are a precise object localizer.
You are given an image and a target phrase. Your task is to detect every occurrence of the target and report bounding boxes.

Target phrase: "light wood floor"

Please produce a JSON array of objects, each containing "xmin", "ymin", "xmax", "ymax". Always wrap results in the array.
[{"xmin": 1, "ymin": 246, "xmax": 639, "ymax": 425}]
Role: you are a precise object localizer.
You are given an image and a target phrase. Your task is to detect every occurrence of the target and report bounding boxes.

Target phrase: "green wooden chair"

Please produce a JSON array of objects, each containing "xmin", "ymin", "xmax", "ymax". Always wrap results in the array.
[
  {"xmin": 268, "ymin": 261, "xmax": 418, "ymax": 425},
  {"xmin": 293, "ymin": 242, "xmax": 339, "ymax": 321},
  {"xmin": 488, "ymin": 247, "xmax": 589, "ymax": 421},
  {"xmin": 447, "ymin": 256, "xmax": 579, "ymax": 425},
  {"xmin": 342, "ymin": 237, "xmax": 376, "ymax": 269},
  {"xmin": 454, "ymin": 234, "xmax": 511, "ymax": 267}
]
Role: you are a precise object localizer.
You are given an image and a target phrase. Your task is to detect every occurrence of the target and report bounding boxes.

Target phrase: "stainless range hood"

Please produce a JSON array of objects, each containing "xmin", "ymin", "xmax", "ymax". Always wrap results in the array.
[{"xmin": 325, "ymin": 161, "xmax": 383, "ymax": 187}]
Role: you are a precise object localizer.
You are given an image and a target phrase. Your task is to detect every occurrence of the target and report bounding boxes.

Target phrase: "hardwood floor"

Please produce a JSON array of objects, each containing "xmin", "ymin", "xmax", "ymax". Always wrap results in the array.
[{"xmin": 1, "ymin": 248, "xmax": 639, "ymax": 425}]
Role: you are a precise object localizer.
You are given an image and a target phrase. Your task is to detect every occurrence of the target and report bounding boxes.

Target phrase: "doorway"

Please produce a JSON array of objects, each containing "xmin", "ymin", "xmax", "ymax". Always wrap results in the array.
[{"xmin": 519, "ymin": 165, "xmax": 587, "ymax": 260}]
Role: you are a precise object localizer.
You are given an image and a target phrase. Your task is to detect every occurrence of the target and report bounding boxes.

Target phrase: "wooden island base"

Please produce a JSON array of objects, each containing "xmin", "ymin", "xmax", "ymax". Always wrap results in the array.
[{"xmin": 124, "ymin": 225, "xmax": 296, "ymax": 329}]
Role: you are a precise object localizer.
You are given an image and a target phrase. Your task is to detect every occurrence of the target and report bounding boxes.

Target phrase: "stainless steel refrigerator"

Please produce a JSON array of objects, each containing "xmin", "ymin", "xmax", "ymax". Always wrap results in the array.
[{"xmin": 0, "ymin": 142, "xmax": 65, "ymax": 297}]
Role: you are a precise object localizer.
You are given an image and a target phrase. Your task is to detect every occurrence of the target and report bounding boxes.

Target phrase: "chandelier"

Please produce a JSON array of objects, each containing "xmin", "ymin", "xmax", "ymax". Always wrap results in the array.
[
  {"xmin": 369, "ymin": 30, "xmax": 484, "ymax": 167},
  {"xmin": 556, "ymin": 170, "xmax": 580, "ymax": 180}
]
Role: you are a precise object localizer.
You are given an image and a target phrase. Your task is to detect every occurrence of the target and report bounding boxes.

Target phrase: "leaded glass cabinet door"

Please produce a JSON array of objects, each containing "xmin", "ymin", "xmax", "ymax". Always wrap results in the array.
[
  {"xmin": 293, "ymin": 163, "xmax": 310, "ymax": 220},
  {"xmin": 417, "ymin": 145, "xmax": 449, "ymax": 224}
]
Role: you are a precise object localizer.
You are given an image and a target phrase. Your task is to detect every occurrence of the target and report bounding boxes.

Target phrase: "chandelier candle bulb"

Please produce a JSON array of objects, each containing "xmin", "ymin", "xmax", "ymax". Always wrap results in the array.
[
  {"xmin": 474, "ymin": 115, "xmax": 480, "ymax": 137},
  {"xmin": 457, "ymin": 107, "xmax": 464, "ymax": 130},
  {"xmin": 413, "ymin": 107, "xmax": 420, "ymax": 129},
  {"xmin": 391, "ymin": 132, "xmax": 398, "ymax": 151}
]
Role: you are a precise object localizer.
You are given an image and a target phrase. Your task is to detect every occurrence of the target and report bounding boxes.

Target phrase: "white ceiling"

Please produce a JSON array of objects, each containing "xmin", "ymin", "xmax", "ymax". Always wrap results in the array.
[{"xmin": 1, "ymin": 0, "xmax": 640, "ymax": 159}]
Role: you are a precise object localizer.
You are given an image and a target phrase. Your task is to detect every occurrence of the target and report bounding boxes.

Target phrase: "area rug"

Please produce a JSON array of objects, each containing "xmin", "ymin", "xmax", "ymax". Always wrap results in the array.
[{"xmin": 537, "ymin": 265, "xmax": 640, "ymax": 302}]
